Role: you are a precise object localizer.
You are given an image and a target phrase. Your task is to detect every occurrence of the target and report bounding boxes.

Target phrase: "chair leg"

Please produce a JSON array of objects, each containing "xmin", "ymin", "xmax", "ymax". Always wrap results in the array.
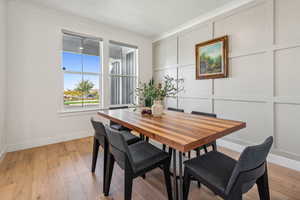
[
  {"xmin": 195, "ymin": 148, "xmax": 201, "ymax": 188},
  {"xmin": 183, "ymin": 170, "xmax": 191, "ymax": 200},
  {"xmin": 204, "ymin": 146, "xmax": 208, "ymax": 154},
  {"xmin": 212, "ymin": 141, "xmax": 217, "ymax": 151},
  {"xmin": 124, "ymin": 171, "xmax": 133, "ymax": 200},
  {"xmin": 163, "ymin": 144, "xmax": 166, "ymax": 151},
  {"xmin": 196, "ymin": 148, "xmax": 200, "ymax": 157},
  {"xmin": 197, "ymin": 180, "xmax": 201, "ymax": 188},
  {"xmin": 91, "ymin": 137, "xmax": 100, "ymax": 173},
  {"xmin": 168, "ymin": 147, "xmax": 173, "ymax": 157},
  {"xmin": 188, "ymin": 151, "xmax": 191, "ymax": 159},
  {"xmin": 139, "ymin": 134, "xmax": 144, "ymax": 140},
  {"xmin": 146, "ymin": 137, "xmax": 149, "ymax": 143},
  {"xmin": 104, "ymin": 153, "xmax": 115, "ymax": 196},
  {"xmin": 257, "ymin": 167, "xmax": 270, "ymax": 200},
  {"xmin": 102, "ymin": 139, "xmax": 108, "ymax": 193},
  {"xmin": 163, "ymin": 160, "xmax": 173, "ymax": 200}
]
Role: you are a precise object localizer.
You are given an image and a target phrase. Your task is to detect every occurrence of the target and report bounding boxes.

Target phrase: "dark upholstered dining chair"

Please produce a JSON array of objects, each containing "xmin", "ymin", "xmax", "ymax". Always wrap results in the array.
[
  {"xmin": 109, "ymin": 106, "xmax": 147, "ymax": 142},
  {"xmin": 90, "ymin": 118, "xmax": 140, "ymax": 192},
  {"xmin": 191, "ymin": 111, "xmax": 218, "ymax": 154},
  {"xmin": 104, "ymin": 126, "xmax": 173, "ymax": 200},
  {"xmin": 109, "ymin": 106, "xmax": 131, "ymax": 131},
  {"xmin": 186, "ymin": 111, "xmax": 218, "ymax": 188},
  {"xmin": 183, "ymin": 136, "xmax": 273, "ymax": 200},
  {"xmin": 163, "ymin": 107, "xmax": 185, "ymax": 152},
  {"xmin": 167, "ymin": 107, "xmax": 185, "ymax": 113}
]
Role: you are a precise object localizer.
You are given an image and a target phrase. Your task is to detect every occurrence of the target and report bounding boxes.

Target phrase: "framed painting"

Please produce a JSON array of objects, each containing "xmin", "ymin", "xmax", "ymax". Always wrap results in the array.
[{"xmin": 195, "ymin": 35, "xmax": 228, "ymax": 79}]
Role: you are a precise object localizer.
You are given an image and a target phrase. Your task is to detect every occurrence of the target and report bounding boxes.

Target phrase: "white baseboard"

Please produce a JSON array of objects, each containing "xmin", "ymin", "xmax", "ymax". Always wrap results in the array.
[
  {"xmin": 6, "ymin": 131, "xmax": 93, "ymax": 152},
  {"xmin": 217, "ymin": 139, "xmax": 300, "ymax": 172},
  {"xmin": 0, "ymin": 145, "xmax": 7, "ymax": 163}
]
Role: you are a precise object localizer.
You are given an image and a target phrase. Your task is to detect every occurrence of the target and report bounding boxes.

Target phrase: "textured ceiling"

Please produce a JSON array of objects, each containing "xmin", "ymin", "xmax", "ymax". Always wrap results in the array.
[{"xmin": 24, "ymin": 0, "xmax": 237, "ymax": 38}]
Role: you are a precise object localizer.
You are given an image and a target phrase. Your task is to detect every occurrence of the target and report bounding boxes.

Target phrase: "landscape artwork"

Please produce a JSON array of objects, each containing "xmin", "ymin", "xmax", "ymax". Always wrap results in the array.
[{"xmin": 195, "ymin": 36, "xmax": 228, "ymax": 79}]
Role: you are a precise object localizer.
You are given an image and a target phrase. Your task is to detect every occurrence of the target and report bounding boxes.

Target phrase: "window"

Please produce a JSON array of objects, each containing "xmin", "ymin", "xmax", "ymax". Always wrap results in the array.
[
  {"xmin": 109, "ymin": 41, "xmax": 138, "ymax": 105},
  {"xmin": 62, "ymin": 31, "xmax": 102, "ymax": 109}
]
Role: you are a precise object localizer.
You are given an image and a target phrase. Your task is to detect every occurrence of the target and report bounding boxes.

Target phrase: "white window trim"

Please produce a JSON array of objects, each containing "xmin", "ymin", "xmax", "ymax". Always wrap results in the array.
[
  {"xmin": 59, "ymin": 33, "xmax": 140, "ymax": 115},
  {"xmin": 108, "ymin": 49, "xmax": 139, "ymax": 106},
  {"xmin": 60, "ymin": 32, "xmax": 104, "ymax": 114}
]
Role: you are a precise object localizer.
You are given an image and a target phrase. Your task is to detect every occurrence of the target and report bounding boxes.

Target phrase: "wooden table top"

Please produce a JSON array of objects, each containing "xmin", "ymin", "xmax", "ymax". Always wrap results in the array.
[{"xmin": 97, "ymin": 108, "xmax": 246, "ymax": 152}]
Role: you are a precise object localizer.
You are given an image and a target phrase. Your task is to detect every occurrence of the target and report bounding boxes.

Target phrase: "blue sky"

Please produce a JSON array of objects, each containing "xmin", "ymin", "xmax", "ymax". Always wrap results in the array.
[{"xmin": 62, "ymin": 52, "xmax": 100, "ymax": 90}]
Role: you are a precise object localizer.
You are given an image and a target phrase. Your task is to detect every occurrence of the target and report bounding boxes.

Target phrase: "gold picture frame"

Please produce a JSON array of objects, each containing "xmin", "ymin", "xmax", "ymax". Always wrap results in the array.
[{"xmin": 195, "ymin": 35, "xmax": 229, "ymax": 80}]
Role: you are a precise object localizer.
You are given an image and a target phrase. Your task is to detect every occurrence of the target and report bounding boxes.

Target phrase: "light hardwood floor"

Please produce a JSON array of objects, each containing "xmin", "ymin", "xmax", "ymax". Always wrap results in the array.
[{"xmin": 0, "ymin": 137, "xmax": 299, "ymax": 200}]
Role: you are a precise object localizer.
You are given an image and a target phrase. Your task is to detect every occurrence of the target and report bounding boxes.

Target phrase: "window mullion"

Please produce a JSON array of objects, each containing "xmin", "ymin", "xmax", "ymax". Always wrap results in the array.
[
  {"xmin": 64, "ymin": 71, "xmax": 100, "ymax": 76},
  {"xmin": 81, "ymin": 38, "xmax": 84, "ymax": 108}
]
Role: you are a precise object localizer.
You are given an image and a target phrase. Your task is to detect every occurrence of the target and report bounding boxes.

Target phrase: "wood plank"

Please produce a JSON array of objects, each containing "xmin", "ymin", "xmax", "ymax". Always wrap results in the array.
[
  {"xmin": 97, "ymin": 108, "xmax": 246, "ymax": 152},
  {"xmin": 0, "ymin": 137, "xmax": 299, "ymax": 200}
]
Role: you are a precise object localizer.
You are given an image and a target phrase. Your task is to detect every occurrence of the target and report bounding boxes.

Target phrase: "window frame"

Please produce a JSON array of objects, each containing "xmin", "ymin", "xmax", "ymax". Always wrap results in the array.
[
  {"xmin": 108, "ymin": 46, "xmax": 139, "ymax": 107},
  {"xmin": 61, "ymin": 31, "xmax": 103, "ymax": 112}
]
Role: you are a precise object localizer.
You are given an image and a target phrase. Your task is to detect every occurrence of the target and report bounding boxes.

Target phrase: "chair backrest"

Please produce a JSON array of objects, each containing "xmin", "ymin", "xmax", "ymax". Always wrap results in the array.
[
  {"xmin": 167, "ymin": 107, "xmax": 184, "ymax": 112},
  {"xmin": 104, "ymin": 125, "xmax": 135, "ymax": 170},
  {"xmin": 109, "ymin": 106, "xmax": 129, "ymax": 110},
  {"xmin": 191, "ymin": 111, "xmax": 217, "ymax": 118},
  {"xmin": 90, "ymin": 118, "xmax": 107, "ymax": 140},
  {"xmin": 225, "ymin": 136, "xmax": 273, "ymax": 194},
  {"xmin": 108, "ymin": 106, "xmax": 129, "ymax": 126}
]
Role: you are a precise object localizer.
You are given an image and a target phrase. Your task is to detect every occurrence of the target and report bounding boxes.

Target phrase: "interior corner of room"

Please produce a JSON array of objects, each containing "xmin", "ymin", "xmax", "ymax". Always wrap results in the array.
[{"xmin": 0, "ymin": 0, "xmax": 300, "ymax": 200}]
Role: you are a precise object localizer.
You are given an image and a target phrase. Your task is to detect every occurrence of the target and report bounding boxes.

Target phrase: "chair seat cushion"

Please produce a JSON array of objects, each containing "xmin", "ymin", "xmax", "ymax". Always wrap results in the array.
[
  {"xmin": 184, "ymin": 151, "xmax": 237, "ymax": 192},
  {"xmin": 121, "ymin": 131, "xmax": 140, "ymax": 145},
  {"xmin": 110, "ymin": 124, "xmax": 131, "ymax": 131},
  {"xmin": 129, "ymin": 141, "xmax": 169, "ymax": 172}
]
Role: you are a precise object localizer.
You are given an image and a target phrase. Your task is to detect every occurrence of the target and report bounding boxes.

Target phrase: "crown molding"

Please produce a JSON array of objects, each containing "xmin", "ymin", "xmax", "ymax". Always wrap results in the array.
[{"xmin": 152, "ymin": 0, "xmax": 258, "ymax": 43}]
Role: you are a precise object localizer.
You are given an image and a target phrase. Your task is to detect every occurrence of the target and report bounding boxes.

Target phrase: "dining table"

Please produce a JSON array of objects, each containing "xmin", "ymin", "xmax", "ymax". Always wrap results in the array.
[{"xmin": 97, "ymin": 107, "xmax": 246, "ymax": 200}]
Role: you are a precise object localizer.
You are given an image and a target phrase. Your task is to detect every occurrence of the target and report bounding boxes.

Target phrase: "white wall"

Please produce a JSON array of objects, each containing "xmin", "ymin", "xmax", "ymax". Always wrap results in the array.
[
  {"xmin": 6, "ymin": 1, "xmax": 152, "ymax": 151},
  {"xmin": 153, "ymin": 0, "xmax": 300, "ymax": 162},
  {"xmin": 0, "ymin": 0, "xmax": 7, "ymax": 159}
]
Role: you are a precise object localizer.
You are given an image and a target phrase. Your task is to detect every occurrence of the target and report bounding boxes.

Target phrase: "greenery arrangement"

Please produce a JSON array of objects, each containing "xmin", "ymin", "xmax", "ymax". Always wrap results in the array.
[{"xmin": 136, "ymin": 75, "xmax": 184, "ymax": 107}]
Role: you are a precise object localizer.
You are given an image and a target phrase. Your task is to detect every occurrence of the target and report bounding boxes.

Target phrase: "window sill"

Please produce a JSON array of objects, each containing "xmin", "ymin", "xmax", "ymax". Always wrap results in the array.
[
  {"xmin": 58, "ymin": 107, "xmax": 105, "ymax": 117},
  {"xmin": 58, "ymin": 104, "xmax": 137, "ymax": 117}
]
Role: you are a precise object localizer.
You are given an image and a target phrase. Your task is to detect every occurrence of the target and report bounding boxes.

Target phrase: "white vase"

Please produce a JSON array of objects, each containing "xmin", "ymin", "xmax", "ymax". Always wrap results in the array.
[{"xmin": 151, "ymin": 100, "xmax": 164, "ymax": 117}]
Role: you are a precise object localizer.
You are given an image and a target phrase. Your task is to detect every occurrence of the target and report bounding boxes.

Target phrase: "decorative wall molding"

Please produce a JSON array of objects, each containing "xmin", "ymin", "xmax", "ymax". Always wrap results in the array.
[
  {"xmin": 213, "ymin": 96, "xmax": 270, "ymax": 103},
  {"xmin": 217, "ymin": 139, "xmax": 300, "ymax": 172},
  {"xmin": 273, "ymin": 43, "xmax": 300, "ymax": 52},
  {"xmin": 178, "ymin": 96, "xmax": 211, "ymax": 100},
  {"xmin": 153, "ymin": 0, "xmax": 300, "ymax": 165},
  {"xmin": 154, "ymin": 41, "xmax": 300, "ymax": 70},
  {"xmin": 274, "ymin": 97, "xmax": 300, "ymax": 105},
  {"xmin": 178, "ymin": 95, "xmax": 271, "ymax": 103},
  {"xmin": 229, "ymin": 49, "xmax": 267, "ymax": 59},
  {"xmin": 153, "ymin": 64, "xmax": 179, "ymax": 72}
]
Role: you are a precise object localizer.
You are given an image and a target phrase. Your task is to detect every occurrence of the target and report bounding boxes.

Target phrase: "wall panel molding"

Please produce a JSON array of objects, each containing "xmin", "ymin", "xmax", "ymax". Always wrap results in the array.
[
  {"xmin": 153, "ymin": 0, "xmax": 300, "ymax": 166},
  {"xmin": 153, "ymin": 64, "xmax": 178, "ymax": 72},
  {"xmin": 178, "ymin": 96, "xmax": 211, "ymax": 100},
  {"xmin": 218, "ymin": 139, "xmax": 300, "ymax": 171},
  {"xmin": 229, "ymin": 49, "xmax": 267, "ymax": 59}
]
